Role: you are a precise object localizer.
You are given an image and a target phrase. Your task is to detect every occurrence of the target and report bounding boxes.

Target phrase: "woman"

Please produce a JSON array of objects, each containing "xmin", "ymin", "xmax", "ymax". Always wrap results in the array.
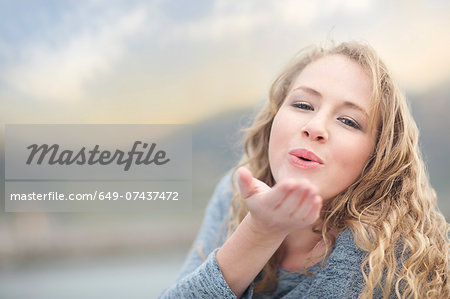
[{"xmin": 160, "ymin": 41, "xmax": 449, "ymax": 298}]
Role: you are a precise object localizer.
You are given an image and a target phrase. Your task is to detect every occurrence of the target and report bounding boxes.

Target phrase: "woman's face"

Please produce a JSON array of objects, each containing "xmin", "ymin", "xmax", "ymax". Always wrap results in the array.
[{"xmin": 268, "ymin": 54, "xmax": 377, "ymax": 200}]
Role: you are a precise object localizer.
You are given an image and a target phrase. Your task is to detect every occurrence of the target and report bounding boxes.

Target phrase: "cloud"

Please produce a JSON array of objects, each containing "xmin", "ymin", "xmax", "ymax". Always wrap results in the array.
[
  {"xmin": 0, "ymin": 0, "xmax": 378, "ymax": 105},
  {"xmin": 0, "ymin": 5, "xmax": 148, "ymax": 102},
  {"xmin": 1, "ymin": 0, "xmax": 448, "ymax": 126},
  {"xmin": 368, "ymin": 4, "xmax": 450, "ymax": 92},
  {"xmin": 162, "ymin": 0, "xmax": 373, "ymax": 43}
]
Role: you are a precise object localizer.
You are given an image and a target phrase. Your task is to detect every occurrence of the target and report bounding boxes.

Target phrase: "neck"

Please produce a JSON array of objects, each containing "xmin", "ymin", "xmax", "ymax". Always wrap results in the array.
[
  {"xmin": 276, "ymin": 225, "xmax": 340, "ymax": 271},
  {"xmin": 281, "ymin": 225, "xmax": 323, "ymax": 254},
  {"xmin": 278, "ymin": 225, "xmax": 340, "ymax": 257}
]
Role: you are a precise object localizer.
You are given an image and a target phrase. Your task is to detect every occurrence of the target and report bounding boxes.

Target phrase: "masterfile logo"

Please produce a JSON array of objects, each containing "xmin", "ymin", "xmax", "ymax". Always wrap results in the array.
[
  {"xmin": 26, "ymin": 141, "xmax": 170, "ymax": 171},
  {"xmin": 5, "ymin": 124, "xmax": 190, "ymax": 180},
  {"xmin": 4, "ymin": 124, "xmax": 192, "ymax": 212}
]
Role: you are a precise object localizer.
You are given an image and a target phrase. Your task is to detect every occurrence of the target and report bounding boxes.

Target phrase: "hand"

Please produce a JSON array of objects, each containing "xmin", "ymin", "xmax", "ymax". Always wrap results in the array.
[{"xmin": 237, "ymin": 167, "xmax": 323, "ymax": 237}]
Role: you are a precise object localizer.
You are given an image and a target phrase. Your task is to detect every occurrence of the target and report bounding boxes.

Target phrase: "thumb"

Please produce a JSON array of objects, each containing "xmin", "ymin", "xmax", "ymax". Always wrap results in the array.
[
  {"xmin": 237, "ymin": 167, "xmax": 256, "ymax": 199},
  {"xmin": 237, "ymin": 167, "xmax": 270, "ymax": 199}
]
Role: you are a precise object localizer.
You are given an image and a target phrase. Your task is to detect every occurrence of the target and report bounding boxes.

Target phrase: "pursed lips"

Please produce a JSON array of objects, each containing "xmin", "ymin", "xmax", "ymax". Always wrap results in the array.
[
  {"xmin": 288, "ymin": 148, "xmax": 324, "ymax": 169},
  {"xmin": 288, "ymin": 148, "xmax": 324, "ymax": 164}
]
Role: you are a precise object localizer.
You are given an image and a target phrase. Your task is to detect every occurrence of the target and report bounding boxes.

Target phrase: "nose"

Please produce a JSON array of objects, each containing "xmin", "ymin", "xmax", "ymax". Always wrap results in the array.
[{"xmin": 301, "ymin": 116, "xmax": 328, "ymax": 142}]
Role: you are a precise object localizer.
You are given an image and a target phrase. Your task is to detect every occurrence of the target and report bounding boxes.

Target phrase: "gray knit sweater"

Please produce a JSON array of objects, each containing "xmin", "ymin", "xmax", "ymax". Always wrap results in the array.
[{"xmin": 159, "ymin": 171, "xmax": 391, "ymax": 298}]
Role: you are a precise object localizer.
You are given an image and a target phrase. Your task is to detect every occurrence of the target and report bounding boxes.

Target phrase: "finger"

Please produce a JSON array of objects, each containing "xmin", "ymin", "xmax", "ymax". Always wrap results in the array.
[
  {"xmin": 269, "ymin": 180, "xmax": 298, "ymax": 210},
  {"xmin": 283, "ymin": 184, "xmax": 313, "ymax": 217},
  {"xmin": 238, "ymin": 167, "xmax": 272, "ymax": 199},
  {"xmin": 291, "ymin": 189, "xmax": 316, "ymax": 219},
  {"xmin": 274, "ymin": 179, "xmax": 316, "ymax": 212},
  {"xmin": 237, "ymin": 167, "xmax": 256, "ymax": 199},
  {"xmin": 298, "ymin": 195, "xmax": 323, "ymax": 224},
  {"xmin": 309, "ymin": 195, "xmax": 323, "ymax": 222},
  {"xmin": 283, "ymin": 181, "xmax": 317, "ymax": 217}
]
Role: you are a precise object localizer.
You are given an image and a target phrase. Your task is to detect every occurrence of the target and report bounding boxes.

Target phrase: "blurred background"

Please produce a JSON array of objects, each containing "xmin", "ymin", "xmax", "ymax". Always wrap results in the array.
[{"xmin": 1, "ymin": 0, "xmax": 449, "ymax": 298}]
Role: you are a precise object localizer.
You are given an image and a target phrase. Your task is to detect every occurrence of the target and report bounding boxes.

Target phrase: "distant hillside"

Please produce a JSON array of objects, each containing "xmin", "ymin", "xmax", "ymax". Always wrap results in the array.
[
  {"xmin": 408, "ymin": 84, "xmax": 450, "ymax": 217},
  {"xmin": 191, "ymin": 106, "xmax": 255, "ymax": 208}
]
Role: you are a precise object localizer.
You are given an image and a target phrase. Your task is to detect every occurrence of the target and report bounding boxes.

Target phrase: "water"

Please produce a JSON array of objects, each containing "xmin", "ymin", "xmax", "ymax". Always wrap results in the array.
[{"xmin": 0, "ymin": 249, "xmax": 186, "ymax": 299}]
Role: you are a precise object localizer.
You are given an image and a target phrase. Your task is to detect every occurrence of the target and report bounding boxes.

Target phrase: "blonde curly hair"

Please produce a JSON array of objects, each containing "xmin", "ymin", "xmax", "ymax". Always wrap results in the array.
[{"xmin": 226, "ymin": 41, "xmax": 449, "ymax": 298}]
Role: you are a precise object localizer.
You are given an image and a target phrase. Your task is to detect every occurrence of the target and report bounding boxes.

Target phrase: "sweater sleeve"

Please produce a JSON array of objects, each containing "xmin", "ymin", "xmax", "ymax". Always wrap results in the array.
[{"xmin": 158, "ymin": 170, "xmax": 254, "ymax": 299}]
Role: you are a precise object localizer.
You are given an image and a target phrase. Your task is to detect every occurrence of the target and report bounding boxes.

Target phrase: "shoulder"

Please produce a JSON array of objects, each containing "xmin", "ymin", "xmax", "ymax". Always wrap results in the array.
[
  {"xmin": 329, "ymin": 228, "xmax": 368, "ymax": 268},
  {"xmin": 334, "ymin": 228, "xmax": 362, "ymax": 253},
  {"xmin": 312, "ymin": 228, "xmax": 368, "ymax": 296},
  {"xmin": 329, "ymin": 228, "xmax": 404, "ymax": 298}
]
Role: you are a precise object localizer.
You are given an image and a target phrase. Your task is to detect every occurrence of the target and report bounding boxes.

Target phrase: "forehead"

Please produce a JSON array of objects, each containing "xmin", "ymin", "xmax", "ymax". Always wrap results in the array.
[{"xmin": 289, "ymin": 54, "xmax": 373, "ymax": 109}]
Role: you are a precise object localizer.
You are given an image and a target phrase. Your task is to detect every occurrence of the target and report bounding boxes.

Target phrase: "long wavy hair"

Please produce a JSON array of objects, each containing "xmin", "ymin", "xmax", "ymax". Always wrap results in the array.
[{"xmin": 226, "ymin": 41, "xmax": 449, "ymax": 298}]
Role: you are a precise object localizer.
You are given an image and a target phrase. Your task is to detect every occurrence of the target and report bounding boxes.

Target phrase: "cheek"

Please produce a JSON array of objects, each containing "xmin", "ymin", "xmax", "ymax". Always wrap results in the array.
[
  {"xmin": 269, "ymin": 108, "xmax": 295, "ymax": 140},
  {"xmin": 268, "ymin": 122, "xmax": 280, "ymax": 163},
  {"xmin": 326, "ymin": 139, "xmax": 374, "ymax": 198},
  {"xmin": 268, "ymin": 113, "xmax": 289, "ymax": 168},
  {"xmin": 338, "ymin": 137, "xmax": 374, "ymax": 175}
]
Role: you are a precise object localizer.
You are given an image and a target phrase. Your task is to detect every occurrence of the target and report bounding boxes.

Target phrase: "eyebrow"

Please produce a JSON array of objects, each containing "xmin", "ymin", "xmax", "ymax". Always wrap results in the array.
[
  {"xmin": 291, "ymin": 86, "xmax": 369, "ymax": 118},
  {"xmin": 292, "ymin": 86, "xmax": 321, "ymax": 97},
  {"xmin": 342, "ymin": 101, "xmax": 369, "ymax": 119}
]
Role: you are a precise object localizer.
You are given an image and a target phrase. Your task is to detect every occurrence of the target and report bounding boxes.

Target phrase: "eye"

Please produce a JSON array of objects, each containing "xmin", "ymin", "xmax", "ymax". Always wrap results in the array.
[
  {"xmin": 338, "ymin": 117, "xmax": 361, "ymax": 130},
  {"xmin": 292, "ymin": 102, "xmax": 314, "ymax": 111}
]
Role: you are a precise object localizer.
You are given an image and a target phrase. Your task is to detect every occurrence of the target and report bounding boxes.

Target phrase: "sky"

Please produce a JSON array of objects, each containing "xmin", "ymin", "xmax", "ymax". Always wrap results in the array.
[{"xmin": 0, "ymin": 0, "xmax": 449, "ymax": 125}]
